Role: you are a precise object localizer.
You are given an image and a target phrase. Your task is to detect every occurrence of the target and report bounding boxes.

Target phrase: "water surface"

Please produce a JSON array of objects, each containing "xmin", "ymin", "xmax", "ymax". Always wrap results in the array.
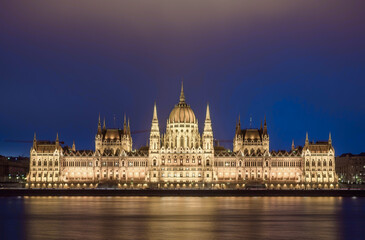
[{"xmin": 0, "ymin": 196, "xmax": 364, "ymax": 239}]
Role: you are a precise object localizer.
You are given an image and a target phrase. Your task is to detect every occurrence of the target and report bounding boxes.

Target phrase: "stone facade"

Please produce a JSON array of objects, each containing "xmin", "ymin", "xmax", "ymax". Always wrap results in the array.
[
  {"xmin": 336, "ymin": 153, "xmax": 365, "ymax": 184},
  {"xmin": 27, "ymin": 83, "xmax": 338, "ymax": 189}
]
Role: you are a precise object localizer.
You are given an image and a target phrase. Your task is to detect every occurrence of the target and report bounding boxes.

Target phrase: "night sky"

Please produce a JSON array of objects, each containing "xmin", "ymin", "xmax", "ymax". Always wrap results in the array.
[{"xmin": 1, "ymin": 0, "xmax": 365, "ymax": 157}]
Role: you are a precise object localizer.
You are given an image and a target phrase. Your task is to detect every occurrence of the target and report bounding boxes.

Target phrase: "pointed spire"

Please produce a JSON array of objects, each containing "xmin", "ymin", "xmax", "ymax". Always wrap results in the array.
[
  {"xmin": 103, "ymin": 117, "xmax": 106, "ymax": 130},
  {"xmin": 205, "ymin": 103, "xmax": 210, "ymax": 121},
  {"xmin": 72, "ymin": 140, "xmax": 76, "ymax": 151},
  {"xmin": 260, "ymin": 120, "xmax": 263, "ymax": 130},
  {"xmin": 97, "ymin": 114, "xmax": 102, "ymax": 133},
  {"xmin": 127, "ymin": 118, "xmax": 131, "ymax": 135},
  {"xmin": 56, "ymin": 132, "xmax": 59, "ymax": 146},
  {"xmin": 305, "ymin": 132, "xmax": 309, "ymax": 146},
  {"xmin": 153, "ymin": 102, "xmax": 158, "ymax": 121},
  {"xmin": 179, "ymin": 80, "xmax": 185, "ymax": 103},
  {"xmin": 328, "ymin": 132, "xmax": 332, "ymax": 145},
  {"xmin": 291, "ymin": 139, "xmax": 295, "ymax": 151},
  {"xmin": 263, "ymin": 115, "xmax": 268, "ymax": 135},
  {"xmin": 33, "ymin": 132, "xmax": 37, "ymax": 149},
  {"xmin": 150, "ymin": 102, "xmax": 160, "ymax": 132}
]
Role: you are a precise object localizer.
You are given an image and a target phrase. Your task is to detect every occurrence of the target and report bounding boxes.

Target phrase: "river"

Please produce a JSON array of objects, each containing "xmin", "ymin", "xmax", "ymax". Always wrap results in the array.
[{"xmin": 0, "ymin": 196, "xmax": 364, "ymax": 239}]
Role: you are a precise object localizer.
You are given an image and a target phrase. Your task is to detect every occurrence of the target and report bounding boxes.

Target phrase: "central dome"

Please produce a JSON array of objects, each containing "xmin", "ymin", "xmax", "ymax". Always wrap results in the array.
[{"xmin": 168, "ymin": 82, "xmax": 196, "ymax": 124}]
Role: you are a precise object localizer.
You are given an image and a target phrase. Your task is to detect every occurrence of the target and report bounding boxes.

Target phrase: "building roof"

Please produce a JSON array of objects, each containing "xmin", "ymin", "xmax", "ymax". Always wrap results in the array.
[{"xmin": 168, "ymin": 82, "xmax": 196, "ymax": 124}]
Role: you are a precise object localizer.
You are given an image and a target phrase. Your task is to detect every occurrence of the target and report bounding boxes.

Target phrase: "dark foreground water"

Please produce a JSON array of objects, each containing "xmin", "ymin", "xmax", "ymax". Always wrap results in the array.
[{"xmin": 0, "ymin": 197, "xmax": 364, "ymax": 240}]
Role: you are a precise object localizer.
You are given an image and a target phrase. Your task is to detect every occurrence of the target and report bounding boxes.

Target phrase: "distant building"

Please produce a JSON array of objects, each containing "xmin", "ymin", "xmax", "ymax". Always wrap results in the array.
[
  {"xmin": 0, "ymin": 155, "xmax": 29, "ymax": 182},
  {"xmin": 336, "ymin": 153, "xmax": 365, "ymax": 184},
  {"xmin": 27, "ymin": 83, "xmax": 338, "ymax": 189}
]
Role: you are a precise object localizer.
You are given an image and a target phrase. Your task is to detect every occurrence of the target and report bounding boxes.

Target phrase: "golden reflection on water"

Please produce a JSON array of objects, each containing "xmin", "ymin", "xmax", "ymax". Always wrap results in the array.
[{"xmin": 22, "ymin": 197, "xmax": 344, "ymax": 240}]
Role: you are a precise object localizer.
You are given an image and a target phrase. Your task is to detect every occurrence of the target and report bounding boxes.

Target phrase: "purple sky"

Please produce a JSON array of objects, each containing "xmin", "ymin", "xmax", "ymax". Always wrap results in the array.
[{"xmin": 1, "ymin": 0, "xmax": 365, "ymax": 156}]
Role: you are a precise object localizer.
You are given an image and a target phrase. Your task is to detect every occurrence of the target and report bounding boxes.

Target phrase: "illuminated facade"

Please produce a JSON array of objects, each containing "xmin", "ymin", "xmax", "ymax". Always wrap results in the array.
[{"xmin": 27, "ymin": 84, "xmax": 338, "ymax": 189}]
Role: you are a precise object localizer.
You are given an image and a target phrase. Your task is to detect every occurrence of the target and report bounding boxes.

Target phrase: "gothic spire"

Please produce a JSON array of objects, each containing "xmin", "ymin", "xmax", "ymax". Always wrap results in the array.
[
  {"xmin": 56, "ymin": 132, "xmax": 59, "ymax": 146},
  {"xmin": 179, "ymin": 80, "xmax": 185, "ymax": 103},
  {"xmin": 72, "ymin": 140, "xmax": 76, "ymax": 151},
  {"xmin": 153, "ymin": 101, "xmax": 158, "ymax": 121},
  {"xmin": 127, "ymin": 118, "xmax": 131, "ymax": 135},
  {"xmin": 151, "ymin": 102, "xmax": 159, "ymax": 132},
  {"xmin": 305, "ymin": 132, "xmax": 309, "ymax": 146},
  {"xmin": 103, "ymin": 117, "xmax": 106, "ymax": 130},
  {"xmin": 291, "ymin": 139, "xmax": 295, "ymax": 151},
  {"xmin": 33, "ymin": 132, "xmax": 37, "ymax": 149},
  {"xmin": 328, "ymin": 132, "xmax": 332, "ymax": 145},
  {"xmin": 205, "ymin": 103, "xmax": 210, "ymax": 121},
  {"xmin": 97, "ymin": 113, "xmax": 102, "ymax": 133}
]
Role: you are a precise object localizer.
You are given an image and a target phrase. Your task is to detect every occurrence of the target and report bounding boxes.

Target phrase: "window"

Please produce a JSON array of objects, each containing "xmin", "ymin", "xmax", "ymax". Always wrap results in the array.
[
  {"xmin": 153, "ymin": 160, "xmax": 157, "ymax": 166},
  {"xmin": 329, "ymin": 160, "xmax": 333, "ymax": 167},
  {"xmin": 206, "ymin": 160, "xmax": 210, "ymax": 166},
  {"xmin": 32, "ymin": 161, "xmax": 36, "ymax": 166}
]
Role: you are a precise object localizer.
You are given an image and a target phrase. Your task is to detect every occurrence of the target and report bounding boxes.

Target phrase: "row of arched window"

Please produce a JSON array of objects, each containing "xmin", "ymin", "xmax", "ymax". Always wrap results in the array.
[
  {"xmin": 33, "ymin": 160, "xmax": 58, "ymax": 167},
  {"xmin": 306, "ymin": 160, "xmax": 333, "ymax": 167}
]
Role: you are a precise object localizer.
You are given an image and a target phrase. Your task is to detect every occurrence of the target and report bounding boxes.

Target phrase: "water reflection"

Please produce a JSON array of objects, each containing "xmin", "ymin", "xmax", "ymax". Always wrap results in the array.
[{"xmin": 1, "ymin": 196, "xmax": 364, "ymax": 239}]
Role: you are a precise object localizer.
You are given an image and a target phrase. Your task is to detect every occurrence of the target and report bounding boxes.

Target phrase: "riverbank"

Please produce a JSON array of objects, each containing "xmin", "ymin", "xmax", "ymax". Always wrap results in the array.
[{"xmin": 1, "ymin": 189, "xmax": 365, "ymax": 197}]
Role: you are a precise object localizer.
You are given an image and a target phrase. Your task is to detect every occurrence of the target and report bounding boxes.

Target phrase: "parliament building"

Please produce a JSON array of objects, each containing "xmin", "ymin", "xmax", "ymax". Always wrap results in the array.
[{"xmin": 27, "ymin": 84, "xmax": 338, "ymax": 189}]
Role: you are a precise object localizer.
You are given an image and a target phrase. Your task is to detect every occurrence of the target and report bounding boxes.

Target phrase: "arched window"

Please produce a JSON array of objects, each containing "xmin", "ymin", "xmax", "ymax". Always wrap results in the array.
[
  {"xmin": 323, "ymin": 161, "xmax": 327, "ymax": 167},
  {"xmin": 32, "ymin": 161, "xmax": 36, "ymax": 166},
  {"xmin": 43, "ymin": 160, "xmax": 47, "ymax": 166},
  {"xmin": 318, "ymin": 160, "xmax": 321, "ymax": 167},
  {"xmin": 55, "ymin": 161, "xmax": 58, "ymax": 166},
  {"xmin": 239, "ymin": 161, "xmax": 242, "ymax": 167},
  {"xmin": 49, "ymin": 161, "xmax": 53, "ymax": 166},
  {"xmin": 306, "ymin": 161, "xmax": 309, "ymax": 167},
  {"xmin": 207, "ymin": 160, "xmax": 210, "ymax": 166},
  {"xmin": 153, "ymin": 159, "xmax": 157, "ymax": 166},
  {"xmin": 329, "ymin": 160, "xmax": 333, "ymax": 167},
  {"xmin": 312, "ymin": 160, "xmax": 315, "ymax": 167}
]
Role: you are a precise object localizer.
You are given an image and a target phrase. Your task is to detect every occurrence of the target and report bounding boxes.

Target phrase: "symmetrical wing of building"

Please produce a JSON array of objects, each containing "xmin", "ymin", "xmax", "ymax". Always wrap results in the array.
[{"xmin": 27, "ymin": 84, "xmax": 338, "ymax": 189}]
